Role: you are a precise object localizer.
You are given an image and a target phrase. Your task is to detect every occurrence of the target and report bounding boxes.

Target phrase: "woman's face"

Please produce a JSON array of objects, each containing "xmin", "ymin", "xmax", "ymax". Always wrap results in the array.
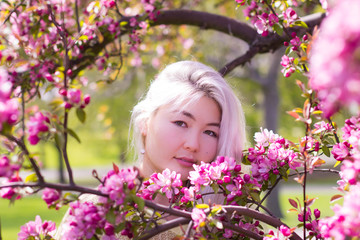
[{"xmin": 141, "ymin": 96, "xmax": 221, "ymax": 180}]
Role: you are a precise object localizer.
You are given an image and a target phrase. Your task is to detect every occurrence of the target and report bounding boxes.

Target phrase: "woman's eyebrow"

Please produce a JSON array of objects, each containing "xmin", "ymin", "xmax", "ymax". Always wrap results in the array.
[{"xmin": 182, "ymin": 111, "xmax": 220, "ymax": 127}]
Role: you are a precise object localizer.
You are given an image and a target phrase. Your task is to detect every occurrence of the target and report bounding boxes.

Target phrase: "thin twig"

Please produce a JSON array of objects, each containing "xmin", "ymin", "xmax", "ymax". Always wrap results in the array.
[
  {"xmin": 75, "ymin": 0, "xmax": 81, "ymax": 32},
  {"xmin": 185, "ymin": 220, "xmax": 193, "ymax": 238},
  {"xmin": 327, "ymin": 117, "xmax": 340, "ymax": 144},
  {"xmin": 2, "ymin": 134, "xmax": 44, "ymax": 183},
  {"xmin": 0, "ymin": 182, "xmax": 106, "ymax": 197},
  {"xmin": 47, "ymin": 4, "xmax": 74, "ymax": 185},
  {"xmin": 218, "ymin": 46, "xmax": 260, "ymax": 76},
  {"xmin": 1, "ymin": 0, "xmax": 26, "ymax": 25}
]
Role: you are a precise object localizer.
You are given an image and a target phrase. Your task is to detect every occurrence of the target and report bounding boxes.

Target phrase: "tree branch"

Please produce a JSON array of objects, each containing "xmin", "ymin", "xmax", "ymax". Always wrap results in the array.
[
  {"xmin": 2, "ymin": 134, "xmax": 44, "ymax": 183},
  {"xmin": 136, "ymin": 217, "xmax": 190, "ymax": 240},
  {"xmin": 218, "ymin": 46, "xmax": 260, "ymax": 76},
  {"xmin": 70, "ymin": 11, "xmax": 325, "ymax": 78},
  {"xmin": 0, "ymin": 182, "xmax": 107, "ymax": 197},
  {"xmin": 152, "ymin": 9, "xmax": 257, "ymax": 45},
  {"xmin": 222, "ymin": 206, "xmax": 302, "ymax": 240}
]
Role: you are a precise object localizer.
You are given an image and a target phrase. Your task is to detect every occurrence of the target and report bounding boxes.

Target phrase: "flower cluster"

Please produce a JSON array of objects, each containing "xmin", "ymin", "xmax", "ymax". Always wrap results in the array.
[
  {"xmin": 331, "ymin": 116, "xmax": 360, "ymax": 185},
  {"xmin": 243, "ymin": 1, "xmax": 279, "ymax": 37},
  {"xmin": 319, "ymin": 183, "xmax": 360, "ymax": 240},
  {"xmin": 0, "ymin": 155, "xmax": 20, "ymax": 178},
  {"xmin": 27, "ymin": 112, "xmax": 50, "ymax": 145},
  {"xmin": 264, "ymin": 225, "xmax": 293, "ymax": 240},
  {"xmin": 63, "ymin": 89, "xmax": 91, "ymax": 110},
  {"xmin": 42, "ymin": 188, "xmax": 61, "ymax": 208},
  {"xmin": 0, "ymin": 175, "xmax": 23, "ymax": 200},
  {"xmin": 138, "ymin": 168, "xmax": 182, "ymax": 201},
  {"xmin": 98, "ymin": 167, "xmax": 139, "ymax": 205},
  {"xmin": 61, "ymin": 201, "xmax": 106, "ymax": 239},
  {"xmin": 191, "ymin": 207, "xmax": 207, "ymax": 230},
  {"xmin": 0, "ymin": 67, "xmax": 19, "ymax": 132},
  {"xmin": 246, "ymin": 128, "xmax": 299, "ymax": 183},
  {"xmin": 309, "ymin": 0, "xmax": 360, "ymax": 117},
  {"xmin": 18, "ymin": 215, "xmax": 56, "ymax": 240}
]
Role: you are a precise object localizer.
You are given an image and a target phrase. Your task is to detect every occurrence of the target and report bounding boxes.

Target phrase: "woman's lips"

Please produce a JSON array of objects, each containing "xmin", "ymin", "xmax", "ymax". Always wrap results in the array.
[{"xmin": 175, "ymin": 157, "xmax": 196, "ymax": 167}]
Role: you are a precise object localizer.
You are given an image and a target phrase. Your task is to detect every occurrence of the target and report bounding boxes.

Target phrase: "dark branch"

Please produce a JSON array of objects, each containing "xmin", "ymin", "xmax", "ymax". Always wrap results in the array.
[
  {"xmin": 152, "ymin": 9, "xmax": 257, "ymax": 45},
  {"xmin": 0, "ymin": 182, "xmax": 107, "ymax": 197},
  {"xmin": 219, "ymin": 46, "xmax": 260, "ymax": 76},
  {"xmin": 136, "ymin": 218, "xmax": 189, "ymax": 240},
  {"xmin": 222, "ymin": 206, "xmax": 302, "ymax": 240},
  {"xmin": 222, "ymin": 222, "xmax": 262, "ymax": 240}
]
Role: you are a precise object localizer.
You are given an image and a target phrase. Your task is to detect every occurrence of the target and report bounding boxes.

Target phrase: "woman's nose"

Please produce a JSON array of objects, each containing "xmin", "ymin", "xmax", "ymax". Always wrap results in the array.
[{"xmin": 183, "ymin": 131, "xmax": 200, "ymax": 152}]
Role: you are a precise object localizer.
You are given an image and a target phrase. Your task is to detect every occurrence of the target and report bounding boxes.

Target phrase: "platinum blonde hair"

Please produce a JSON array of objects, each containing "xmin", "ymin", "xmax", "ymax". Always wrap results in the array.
[{"xmin": 130, "ymin": 60, "xmax": 246, "ymax": 163}]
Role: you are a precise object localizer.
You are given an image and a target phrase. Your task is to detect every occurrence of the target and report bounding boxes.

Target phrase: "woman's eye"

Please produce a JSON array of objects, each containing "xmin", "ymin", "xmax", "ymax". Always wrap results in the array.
[
  {"xmin": 173, "ymin": 121, "xmax": 187, "ymax": 127},
  {"xmin": 204, "ymin": 130, "xmax": 218, "ymax": 138}
]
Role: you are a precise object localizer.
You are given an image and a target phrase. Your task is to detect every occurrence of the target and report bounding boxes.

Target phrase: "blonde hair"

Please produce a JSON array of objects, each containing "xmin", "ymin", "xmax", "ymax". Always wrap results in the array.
[{"xmin": 130, "ymin": 60, "xmax": 246, "ymax": 164}]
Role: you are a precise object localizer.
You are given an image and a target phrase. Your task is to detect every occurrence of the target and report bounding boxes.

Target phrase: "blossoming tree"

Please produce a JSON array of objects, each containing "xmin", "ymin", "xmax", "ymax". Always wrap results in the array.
[{"xmin": 1, "ymin": 0, "xmax": 360, "ymax": 239}]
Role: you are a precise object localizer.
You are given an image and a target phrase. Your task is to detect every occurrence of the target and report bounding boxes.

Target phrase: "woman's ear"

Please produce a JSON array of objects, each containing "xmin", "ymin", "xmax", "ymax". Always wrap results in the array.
[{"xmin": 140, "ymin": 119, "xmax": 148, "ymax": 137}]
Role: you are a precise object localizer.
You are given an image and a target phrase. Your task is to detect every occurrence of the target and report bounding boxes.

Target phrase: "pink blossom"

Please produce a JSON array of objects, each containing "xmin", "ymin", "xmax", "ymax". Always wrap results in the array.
[
  {"xmin": 18, "ymin": 215, "xmax": 56, "ymax": 240},
  {"xmin": 268, "ymin": 14, "xmax": 279, "ymax": 26},
  {"xmin": 279, "ymin": 225, "xmax": 291, "ymax": 237},
  {"xmin": 314, "ymin": 121, "xmax": 332, "ymax": 133},
  {"xmin": 0, "ymin": 155, "xmax": 20, "ymax": 178},
  {"xmin": 191, "ymin": 208, "xmax": 207, "ymax": 229},
  {"xmin": 332, "ymin": 142, "xmax": 352, "ymax": 161},
  {"xmin": 283, "ymin": 7, "xmax": 298, "ymax": 26},
  {"xmin": 148, "ymin": 169, "xmax": 182, "ymax": 199},
  {"xmin": 0, "ymin": 175, "xmax": 23, "ymax": 200},
  {"xmin": 226, "ymin": 178, "xmax": 243, "ymax": 202},
  {"xmin": 62, "ymin": 201, "xmax": 105, "ymax": 239},
  {"xmin": 290, "ymin": 36, "xmax": 301, "ymax": 48},
  {"xmin": 0, "ymin": 68, "xmax": 19, "ymax": 130},
  {"xmin": 319, "ymin": 183, "xmax": 360, "ymax": 239},
  {"xmin": 180, "ymin": 186, "xmax": 197, "ymax": 203},
  {"xmin": 254, "ymin": 128, "xmax": 281, "ymax": 147},
  {"xmin": 27, "ymin": 112, "xmax": 50, "ymax": 145},
  {"xmin": 68, "ymin": 89, "xmax": 82, "ymax": 105},
  {"xmin": 223, "ymin": 229, "xmax": 233, "ymax": 238},
  {"xmin": 42, "ymin": 188, "xmax": 61, "ymax": 208},
  {"xmin": 99, "ymin": 167, "xmax": 139, "ymax": 205},
  {"xmin": 254, "ymin": 17, "xmax": 268, "ymax": 36},
  {"xmin": 309, "ymin": 0, "xmax": 360, "ymax": 117}
]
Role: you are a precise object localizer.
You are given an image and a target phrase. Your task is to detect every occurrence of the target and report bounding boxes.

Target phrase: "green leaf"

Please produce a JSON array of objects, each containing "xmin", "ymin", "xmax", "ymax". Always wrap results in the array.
[
  {"xmin": 285, "ymin": 46, "xmax": 291, "ymax": 55},
  {"xmin": 295, "ymin": 20, "xmax": 309, "ymax": 29},
  {"xmin": 115, "ymin": 222, "xmax": 126, "ymax": 233},
  {"xmin": 269, "ymin": 173, "xmax": 277, "ymax": 186},
  {"xmin": 106, "ymin": 210, "xmax": 116, "ymax": 225},
  {"xmin": 212, "ymin": 183, "xmax": 219, "ymax": 194},
  {"xmin": 273, "ymin": 23, "xmax": 283, "ymax": 36},
  {"xmin": 76, "ymin": 108, "xmax": 86, "ymax": 123},
  {"xmin": 120, "ymin": 21, "xmax": 128, "ymax": 26},
  {"xmin": 249, "ymin": 192, "xmax": 261, "ymax": 202},
  {"xmin": 132, "ymin": 195, "xmax": 145, "ymax": 211},
  {"xmin": 54, "ymin": 133, "xmax": 65, "ymax": 149},
  {"xmin": 67, "ymin": 128, "xmax": 81, "ymax": 143},
  {"xmin": 322, "ymin": 145, "xmax": 331, "ymax": 157},
  {"xmin": 25, "ymin": 173, "xmax": 38, "ymax": 183}
]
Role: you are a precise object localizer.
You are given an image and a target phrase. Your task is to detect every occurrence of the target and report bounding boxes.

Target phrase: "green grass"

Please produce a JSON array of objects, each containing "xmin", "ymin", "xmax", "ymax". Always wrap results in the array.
[
  {"xmin": 279, "ymin": 185, "xmax": 342, "ymax": 228},
  {"xmin": 0, "ymin": 196, "xmax": 67, "ymax": 240}
]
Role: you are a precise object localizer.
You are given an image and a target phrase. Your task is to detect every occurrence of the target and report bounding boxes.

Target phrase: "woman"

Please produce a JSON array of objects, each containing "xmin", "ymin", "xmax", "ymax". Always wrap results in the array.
[
  {"xmin": 131, "ymin": 60, "xmax": 246, "ymax": 183},
  {"xmin": 56, "ymin": 60, "xmax": 246, "ymax": 239}
]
